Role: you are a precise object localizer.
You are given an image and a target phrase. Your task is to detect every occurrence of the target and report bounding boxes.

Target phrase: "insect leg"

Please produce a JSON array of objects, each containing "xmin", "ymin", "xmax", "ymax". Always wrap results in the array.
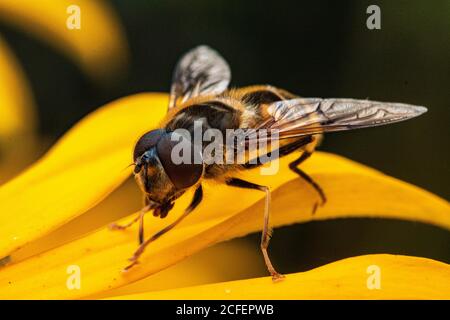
[
  {"xmin": 123, "ymin": 185, "xmax": 203, "ymax": 271},
  {"xmin": 244, "ymin": 135, "xmax": 326, "ymax": 214},
  {"xmin": 289, "ymin": 151, "xmax": 327, "ymax": 214},
  {"xmin": 243, "ymin": 136, "xmax": 313, "ymax": 169},
  {"xmin": 226, "ymin": 178, "xmax": 284, "ymax": 282},
  {"xmin": 139, "ymin": 196, "xmax": 152, "ymax": 244},
  {"xmin": 108, "ymin": 200, "xmax": 151, "ymax": 231}
]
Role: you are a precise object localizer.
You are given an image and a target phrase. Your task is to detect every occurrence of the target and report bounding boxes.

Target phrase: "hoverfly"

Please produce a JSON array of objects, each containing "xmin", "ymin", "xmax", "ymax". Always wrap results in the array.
[{"xmin": 111, "ymin": 45, "xmax": 427, "ymax": 281}]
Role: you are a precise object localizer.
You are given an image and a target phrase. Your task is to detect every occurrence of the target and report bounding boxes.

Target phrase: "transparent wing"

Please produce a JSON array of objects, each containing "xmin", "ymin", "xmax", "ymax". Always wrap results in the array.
[
  {"xmin": 251, "ymin": 98, "xmax": 427, "ymax": 140},
  {"xmin": 169, "ymin": 45, "xmax": 231, "ymax": 109}
]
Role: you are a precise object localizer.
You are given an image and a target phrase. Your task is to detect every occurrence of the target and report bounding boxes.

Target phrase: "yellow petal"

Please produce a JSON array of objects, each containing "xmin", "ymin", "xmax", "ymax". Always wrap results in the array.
[
  {"xmin": 0, "ymin": 150, "xmax": 448, "ymax": 299},
  {"xmin": 0, "ymin": 93, "xmax": 168, "ymax": 258},
  {"xmin": 89, "ymin": 240, "xmax": 263, "ymax": 299},
  {"xmin": 107, "ymin": 255, "xmax": 450, "ymax": 300},
  {"xmin": 0, "ymin": 0, "xmax": 128, "ymax": 82},
  {"xmin": 9, "ymin": 178, "xmax": 142, "ymax": 263}
]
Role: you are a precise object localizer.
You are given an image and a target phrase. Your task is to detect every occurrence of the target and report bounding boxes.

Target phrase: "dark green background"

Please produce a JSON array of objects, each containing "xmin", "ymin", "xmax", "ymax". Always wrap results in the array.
[{"xmin": 1, "ymin": 0, "xmax": 448, "ymax": 272}]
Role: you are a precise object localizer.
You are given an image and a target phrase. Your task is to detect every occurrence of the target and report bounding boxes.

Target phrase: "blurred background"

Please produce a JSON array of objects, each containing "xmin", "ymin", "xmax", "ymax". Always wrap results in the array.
[{"xmin": 0, "ymin": 0, "xmax": 448, "ymax": 284}]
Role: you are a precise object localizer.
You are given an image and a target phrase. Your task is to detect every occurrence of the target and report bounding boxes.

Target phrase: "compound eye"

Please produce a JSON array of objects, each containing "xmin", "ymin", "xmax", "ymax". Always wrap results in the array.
[
  {"xmin": 157, "ymin": 132, "xmax": 204, "ymax": 190},
  {"xmin": 133, "ymin": 129, "xmax": 166, "ymax": 162}
]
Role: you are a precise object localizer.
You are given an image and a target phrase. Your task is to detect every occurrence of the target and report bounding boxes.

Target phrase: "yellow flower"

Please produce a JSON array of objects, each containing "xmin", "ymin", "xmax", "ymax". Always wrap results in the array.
[
  {"xmin": 0, "ymin": 0, "xmax": 128, "ymax": 182},
  {"xmin": 0, "ymin": 93, "xmax": 448, "ymax": 299},
  {"xmin": 0, "ymin": 0, "xmax": 128, "ymax": 82}
]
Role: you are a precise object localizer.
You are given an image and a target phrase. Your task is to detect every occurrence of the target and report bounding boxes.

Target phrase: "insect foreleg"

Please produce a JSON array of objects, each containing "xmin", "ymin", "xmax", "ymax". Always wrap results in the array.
[
  {"xmin": 123, "ymin": 185, "xmax": 203, "ymax": 271},
  {"xmin": 108, "ymin": 202, "xmax": 152, "ymax": 231},
  {"xmin": 225, "ymin": 178, "xmax": 284, "ymax": 282}
]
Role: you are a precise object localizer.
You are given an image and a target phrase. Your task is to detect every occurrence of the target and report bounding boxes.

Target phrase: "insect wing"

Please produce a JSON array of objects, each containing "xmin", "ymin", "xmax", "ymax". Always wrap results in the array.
[
  {"xmin": 251, "ymin": 98, "xmax": 427, "ymax": 140},
  {"xmin": 169, "ymin": 45, "xmax": 231, "ymax": 109}
]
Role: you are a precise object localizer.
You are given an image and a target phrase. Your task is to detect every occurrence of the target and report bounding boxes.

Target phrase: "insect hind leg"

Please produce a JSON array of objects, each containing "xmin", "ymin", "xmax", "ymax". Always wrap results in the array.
[
  {"xmin": 243, "ymin": 136, "xmax": 312, "ymax": 170},
  {"xmin": 289, "ymin": 151, "xmax": 327, "ymax": 214},
  {"xmin": 243, "ymin": 135, "xmax": 326, "ymax": 214}
]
